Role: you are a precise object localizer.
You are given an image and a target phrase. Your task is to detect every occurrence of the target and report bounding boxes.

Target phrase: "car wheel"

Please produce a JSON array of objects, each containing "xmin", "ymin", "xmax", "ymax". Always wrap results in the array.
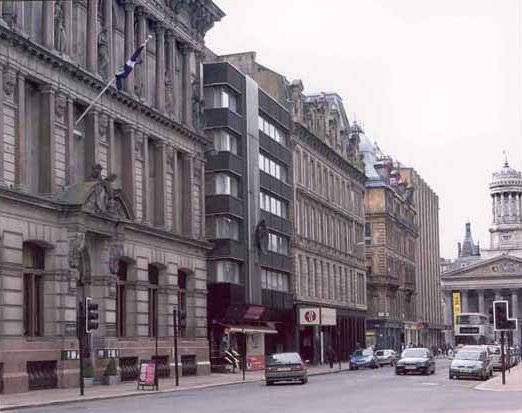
[
  {"xmin": 300, "ymin": 377, "xmax": 308, "ymax": 385},
  {"xmin": 266, "ymin": 381, "xmax": 273, "ymax": 386},
  {"xmin": 395, "ymin": 370, "xmax": 401, "ymax": 375}
]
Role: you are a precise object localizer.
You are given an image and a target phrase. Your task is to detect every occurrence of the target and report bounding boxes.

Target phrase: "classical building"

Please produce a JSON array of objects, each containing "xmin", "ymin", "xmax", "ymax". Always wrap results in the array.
[
  {"xmin": 400, "ymin": 167, "xmax": 445, "ymax": 348},
  {"xmin": 360, "ymin": 132, "xmax": 418, "ymax": 350},
  {"xmin": 442, "ymin": 161, "xmax": 522, "ymax": 346},
  {"xmin": 0, "ymin": 0, "xmax": 223, "ymax": 394},
  {"xmin": 203, "ymin": 54, "xmax": 294, "ymax": 371}
]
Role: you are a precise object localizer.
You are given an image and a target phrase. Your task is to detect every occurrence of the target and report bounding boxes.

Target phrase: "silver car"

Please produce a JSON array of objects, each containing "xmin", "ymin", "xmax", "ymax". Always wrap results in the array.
[
  {"xmin": 265, "ymin": 352, "xmax": 308, "ymax": 385},
  {"xmin": 449, "ymin": 349, "xmax": 493, "ymax": 380},
  {"xmin": 375, "ymin": 349, "xmax": 398, "ymax": 366}
]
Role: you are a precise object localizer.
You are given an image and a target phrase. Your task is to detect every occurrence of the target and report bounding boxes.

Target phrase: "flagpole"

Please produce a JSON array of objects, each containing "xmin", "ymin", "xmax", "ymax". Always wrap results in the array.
[
  {"xmin": 75, "ymin": 78, "xmax": 115, "ymax": 127},
  {"xmin": 74, "ymin": 35, "xmax": 153, "ymax": 127}
]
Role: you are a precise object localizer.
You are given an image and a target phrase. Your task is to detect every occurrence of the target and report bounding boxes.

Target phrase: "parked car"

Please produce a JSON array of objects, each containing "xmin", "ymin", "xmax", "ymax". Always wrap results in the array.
[
  {"xmin": 265, "ymin": 352, "xmax": 308, "ymax": 386},
  {"xmin": 375, "ymin": 349, "xmax": 398, "ymax": 366},
  {"xmin": 350, "ymin": 349, "xmax": 379, "ymax": 370},
  {"xmin": 449, "ymin": 348, "xmax": 493, "ymax": 380},
  {"xmin": 395, "ymin": 348, "xmax": 435, "ymax": 375}
]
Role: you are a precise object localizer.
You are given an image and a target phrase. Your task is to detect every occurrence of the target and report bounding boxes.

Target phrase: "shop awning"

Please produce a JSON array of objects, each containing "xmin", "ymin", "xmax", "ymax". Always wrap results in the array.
[{"xmin": 225, "ymin": 325, "xmax": 278, "ymax": 335}]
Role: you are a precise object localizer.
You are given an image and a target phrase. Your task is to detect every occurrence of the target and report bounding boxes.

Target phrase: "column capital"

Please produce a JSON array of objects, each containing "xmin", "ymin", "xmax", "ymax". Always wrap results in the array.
[
  {"xmin": 122, "ymin": 0, "xmax": 136, "ymax": 12},
  {"xmin": 153, "ymin": 21, "xmax": 166, "ymax": 35},
  {"xmin": 135, "ymin": 5, "xmax": 147, "ymax": 18},
  {"xmin": 165, "ymin": 29, "xmax": 176, "ymax": 42},
  {"xmin": 39, "ymin": 84, "xmax": 55, "ymax": 95}
]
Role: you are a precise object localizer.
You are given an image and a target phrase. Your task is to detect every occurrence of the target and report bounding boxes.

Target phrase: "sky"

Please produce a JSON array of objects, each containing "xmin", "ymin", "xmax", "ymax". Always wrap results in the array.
[{"xmin": 206, "ymin": 0, "xmax": 522, "ymax": 259}]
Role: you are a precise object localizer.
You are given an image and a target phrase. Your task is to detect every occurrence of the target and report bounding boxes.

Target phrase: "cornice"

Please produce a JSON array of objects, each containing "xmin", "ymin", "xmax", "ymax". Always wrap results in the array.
[
  {"xmin": 0, "ymin": 27, "xmax": 211, "ymax": 147},
  {"xmin": 292, "ymin": 122, "xmax": 366, "ymax": 186}
]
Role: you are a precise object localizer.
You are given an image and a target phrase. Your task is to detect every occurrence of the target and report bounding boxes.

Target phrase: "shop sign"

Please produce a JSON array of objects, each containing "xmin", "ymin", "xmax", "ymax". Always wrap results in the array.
[
  {"xmin": 246, "ymin": 355, "xmax": 265, "ymax": 371},
  {"xmin": 321, "ymin": 308, "xmax": 337, "ymax": 326},
  {"xmin": 299, "ymin": 308, "xmax": 320, "ymax": 325}
]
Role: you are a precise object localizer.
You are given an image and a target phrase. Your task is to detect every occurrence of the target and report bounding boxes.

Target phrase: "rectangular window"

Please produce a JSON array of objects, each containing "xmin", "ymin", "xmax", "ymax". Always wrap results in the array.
[
  {"xmin": 268, "ymin": 232, "xmax": 289, "ymax": 255},
  {"xmin": 216, "ymin": 261, "xmax": 240, "ymax": 284},
  {"xmin": 205, "ymin": 87, "xmax": 238, "ymax": 112},
  {"xmin": 214, "ymin": 130, "xmax": 238, "ymax": 154},
  {"xmin": 258, "ymin": 115, "xmax": 286, "ymax": 146},
  {"xmin": 259, "ymin": 152, "xmax": 287, "ymax": 183},
  {"xmin": 215, "ymin": 173, "xmax": 238, "ymax": 197},
  {"xmin": 261, "ymin": 268, "xmax": 290, "ymax": 292},
  {"xmin": 260, "ymin": 191, "xmax": 288, "ymax": 218},
  {"xmin": 23, "ymin": 273, "xmax": 43, "ymax": 337},
  {"xmin": 215, "ymin": 216, "xmax": 239, "ymax": 240}
]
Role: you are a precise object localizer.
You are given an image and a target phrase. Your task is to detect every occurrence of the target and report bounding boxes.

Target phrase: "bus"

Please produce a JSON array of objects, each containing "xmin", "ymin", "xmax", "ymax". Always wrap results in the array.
[{"xmin": 454, "ymin": 313, "xmax": 494, "ymax": 346}]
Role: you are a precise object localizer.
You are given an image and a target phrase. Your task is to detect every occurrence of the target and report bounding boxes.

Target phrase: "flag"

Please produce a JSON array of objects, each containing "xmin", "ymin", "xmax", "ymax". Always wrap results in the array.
[{"xmin": 115, "ymin": 44, "xmax": 145, "ymax": 90}]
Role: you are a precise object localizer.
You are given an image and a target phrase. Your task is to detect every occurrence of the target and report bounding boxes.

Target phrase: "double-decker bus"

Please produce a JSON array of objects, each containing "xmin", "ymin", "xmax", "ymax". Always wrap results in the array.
[{"xmin": 454, "ymin": 313, "xmax": 494, "ymax": 346}]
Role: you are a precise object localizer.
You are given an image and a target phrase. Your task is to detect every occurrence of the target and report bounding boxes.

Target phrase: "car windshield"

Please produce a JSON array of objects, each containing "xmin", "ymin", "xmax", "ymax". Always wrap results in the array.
[
  {"xmin": 266, "ymin": 353, "xmax": 301, "ymax": 365},
  {"xmin": 362, "ymin": 349, "xmax": 373, "ymax": 356},
  {"xmin": 375, "ymin": 350, "xmax": 384, "ymax": 356},
  {"xmin": 455, "ymin": 351, "xmax": 482, "ymax": 361},
  {"xmin": 402, "ymin": 349, "xmax": 428, "ymax": 358}
]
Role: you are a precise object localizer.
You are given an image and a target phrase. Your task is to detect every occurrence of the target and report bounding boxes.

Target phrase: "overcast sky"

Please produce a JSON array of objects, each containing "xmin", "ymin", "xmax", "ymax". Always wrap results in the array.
[{"xmin": 206, "ymin": 0, "xmax": 522, "ymax": 259}]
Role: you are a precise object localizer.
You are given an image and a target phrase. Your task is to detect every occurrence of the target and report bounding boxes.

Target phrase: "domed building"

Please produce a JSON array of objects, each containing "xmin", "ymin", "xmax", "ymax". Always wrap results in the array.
[{"xmin": 441, "ymin": 160, "xmax": 522, "ymax": 346}]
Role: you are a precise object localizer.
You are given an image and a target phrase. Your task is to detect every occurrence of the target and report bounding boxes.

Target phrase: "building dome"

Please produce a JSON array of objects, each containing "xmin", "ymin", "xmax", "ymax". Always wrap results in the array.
[
  {"xmin": 490, "ymin": 160, "xmax": 522, "ymax": 191},
  {"xmin": 354, "ymin": 122, "xmax": 380, "ymax": 180}
]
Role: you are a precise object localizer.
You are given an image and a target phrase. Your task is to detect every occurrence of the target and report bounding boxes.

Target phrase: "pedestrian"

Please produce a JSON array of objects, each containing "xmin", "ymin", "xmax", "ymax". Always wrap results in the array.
[{"xmin": 327, "ymin": 346, "xmax": 335, "ymax": 369}]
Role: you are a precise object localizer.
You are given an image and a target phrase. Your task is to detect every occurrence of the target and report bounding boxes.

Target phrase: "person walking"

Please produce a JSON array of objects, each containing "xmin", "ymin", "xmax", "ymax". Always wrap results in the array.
[{"xmin": 327, "ymin": 346, "xmax": 335, "ymax": 369}]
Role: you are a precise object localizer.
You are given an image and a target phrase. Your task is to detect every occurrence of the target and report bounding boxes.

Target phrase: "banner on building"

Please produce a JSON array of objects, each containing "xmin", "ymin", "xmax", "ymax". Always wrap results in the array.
[
  {"xmin": 321, "ymin": 308, "xmax": 337, "ymax": 326},
  {"xmin": 299, "ymin": 308, "xmax": 320, "ymax": 325},
  {"xmin": 452, "ymin": 291, "xmax": 461, "ymax": 327}
]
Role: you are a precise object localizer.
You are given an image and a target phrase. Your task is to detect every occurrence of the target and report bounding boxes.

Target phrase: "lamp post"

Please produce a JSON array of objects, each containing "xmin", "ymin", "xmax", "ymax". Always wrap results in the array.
[{"xmin": 173, "ymin": 307, "xmax": 179, "ymax": 387}]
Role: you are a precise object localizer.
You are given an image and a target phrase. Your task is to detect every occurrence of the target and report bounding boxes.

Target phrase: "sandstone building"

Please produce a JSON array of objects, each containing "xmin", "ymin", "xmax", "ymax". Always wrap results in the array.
[{"xmin": 0, "ymin": 0, "xmax": 223, "ymax": 394}]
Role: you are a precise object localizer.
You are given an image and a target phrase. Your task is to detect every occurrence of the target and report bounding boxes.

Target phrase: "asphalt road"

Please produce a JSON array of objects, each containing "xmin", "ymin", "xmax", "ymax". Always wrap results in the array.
[{"xmin": 17, "ymin": 360, "xmax": 522, "ymax": 413}]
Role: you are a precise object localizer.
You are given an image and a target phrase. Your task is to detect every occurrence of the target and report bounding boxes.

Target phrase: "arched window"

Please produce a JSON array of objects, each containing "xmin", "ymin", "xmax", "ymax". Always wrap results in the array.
[
  {"xmin": 116, "ymin": 260, "xmax": 127, "ymax": 337},
  {"xmin": 148, "ymin": 265, "xmax": 159, "ymax": 337},
  {"xmin": 178, "ymin": 270, "xmax": 187, "ymax": 338},
  {"xmin": 23, "ymin": 243, "xmax": 45, "ymax": 337}
]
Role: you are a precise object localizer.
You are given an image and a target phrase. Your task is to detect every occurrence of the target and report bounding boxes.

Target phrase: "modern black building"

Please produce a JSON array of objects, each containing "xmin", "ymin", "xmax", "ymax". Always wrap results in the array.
[{"xmin": 203, "ymin": 61, "xmax": 294, "ymax": 371}]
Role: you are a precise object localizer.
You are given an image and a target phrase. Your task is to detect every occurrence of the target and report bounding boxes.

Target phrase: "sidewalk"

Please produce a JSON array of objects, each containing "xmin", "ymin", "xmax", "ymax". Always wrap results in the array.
[
  {"xmin": 0, "ymin": 363, "xmax": 350, "ymax": 411},
  {"xmin": 475, "ymin": 364, "xmax": 522, "ymax": 392}
]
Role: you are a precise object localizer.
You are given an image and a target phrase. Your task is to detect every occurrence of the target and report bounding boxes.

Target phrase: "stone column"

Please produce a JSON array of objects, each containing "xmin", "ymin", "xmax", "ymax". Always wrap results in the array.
[
  {"xmin": 461, "ymin": 290, "xmax": 469, "ymax": 313},
  {"xmin": 142, "ymin": 135, "xmax": 150, "ymax": 223},
  {"xmin": 0, "ymin": 67, "xmax": 4, "ymax": 183},
  {"xmin": 86, "ymin": 0, "xmax": 98, "ymax": 73},
  {"xmin": 65, "ymin": 98, "xmax": 75, "ymax": 184},
  {"xmin": 181, "ymin": 44, "xmax": 193, "ymax": 126},
  {"xmin": 135, "ymin": 7, "xmax": 148, "ymax": 100},
  {"xmin": 171, "ymin": 148, "xmax": 181, "ymax": 234},
  {"xmin": 39, "ymin": 86, "xmax": 56, "ymax": 193},
  {"xmin": 509, "ymin": 193, "xmax": 513, "ymax": 218},
  {"xmin": 517, "ymin": 193, "xmax": 521, "ymax": 222},
  {"xmin": 512, "ymin": 290, "xmax": 519, "ymax": 319},
  {"xmin": 122, "ymin": 125, "xmax": 136, "ymax": 215},
  {"xmin": 181, "ymin": 153, "xmax": 194, "ymax": 237},
  {"xmin": 155, "ymin": 142, "xmax": 167, "ymax": 226},
  {"xmin": 154, "ymin": 24, "xmax": 166, "ymax": 112},
  {"xmin": 42, "ymin": 0, "xmax": 54, "ymax": 49},
  {"xmin": 492, "ymin": 195, "xmax": 497, "ymax": 224},
  {"xmin": 165, "ymin": 31, "xmax": 176, "ymax": 117},
  {"xmin": 499, "ymin": 194, "xmax": 504, "ymax": 222},
  {"xmin": 63, "ymin": 0, "xmax": 73, "ymax": 55},
  {"xmin": 123, "ymin": 0, "xmax": 135, "ymax": 93},
  {"xmin": 84, "ymin": 110, "xmax": 99, "ymax": 177},
  {"xmin": 15, "ymin": 73, "xmax": 26, "ymax": 188},
  {"xmin": 102, "ymin": 0, "xmax": 114, "ymax": 77},
  {"xmin": 478, "ymin": 290, "xmax": 485, "ymax": 314},
  {"xmin": 14, "ymin": 2, "xmax": 25, "ymax": 32}
]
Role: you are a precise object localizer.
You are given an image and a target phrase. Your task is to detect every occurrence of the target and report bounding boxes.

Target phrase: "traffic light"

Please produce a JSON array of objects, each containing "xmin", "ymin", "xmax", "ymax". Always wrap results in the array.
[
  {"xmin": 85, "ymin": 297, "xmax": 99, "ymax": 333},
  {"xmin": 493, "ymin": 300, "xmax": 517, "ymax": 331}
]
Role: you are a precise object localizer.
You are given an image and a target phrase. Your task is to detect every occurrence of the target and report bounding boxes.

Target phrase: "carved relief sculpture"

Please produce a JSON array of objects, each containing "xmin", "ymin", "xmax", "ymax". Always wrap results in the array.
[
  {"xmin": 3, "ymin": 69, "xmax": 15, "ymax": 97},
  {"xmin": 99, "ymin": 113, "xmax": 109, "ymax": 143},
  {"xmin": 98, "ymin": 29, "xmax": 110, "ymax": 80},
  {"xmin": 55, "ymin": 92, "xmax": 67, "ymax": 121},
  {"xmin": 192, "ymin": 77, "xmax": 203, "ymax": 129},
  {"xmin": 54, "ymin": 0, "xmax": 67, "ymax": 53}
]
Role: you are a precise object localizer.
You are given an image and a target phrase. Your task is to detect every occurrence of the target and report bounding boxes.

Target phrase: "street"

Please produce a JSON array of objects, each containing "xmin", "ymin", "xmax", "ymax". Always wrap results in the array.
[{"xmin": 16, "ymin": 360, "xmax": 522, "ymax": 413}]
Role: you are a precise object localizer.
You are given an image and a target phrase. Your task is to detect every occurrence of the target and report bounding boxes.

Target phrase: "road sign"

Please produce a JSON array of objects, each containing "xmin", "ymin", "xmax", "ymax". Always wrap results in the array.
[
  {"xmin": 493, "ymin": 300, "xmax": 518, "ymax": 331},
  {"xmin": 299, "ymin": 308, "xmax": 320, "ymax": 325}
]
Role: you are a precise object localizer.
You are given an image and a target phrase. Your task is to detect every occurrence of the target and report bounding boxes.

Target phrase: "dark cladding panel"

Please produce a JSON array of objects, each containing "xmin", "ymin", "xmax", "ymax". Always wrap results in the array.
[
  {"xmin": 203, "ymin": 63, "xmax": 245, "ymax": 93},
  {"xmin": 205, "ymin": 195, "xmax": 244, "ymax": 217},
  {"xmin": 259, "ymin": 171, "xmax": 292, "ymax": 201},
  {"xmin": 206, "ymin": 152, "xmax": 243, "ymax": 176},
  {"xmin": 205, "ymin": 108, "xmax": 243, "ymax": 135},
  {"xmin": 259, "ymin": 132, "xmax": 292, "ymax": 165},
  {"xmin": 259, "ymin": 89, "xmax": 291, "ymax": 131},
  {"xmin": 210, "ymin": 240, "xmax": 246, "ymax": 261}
]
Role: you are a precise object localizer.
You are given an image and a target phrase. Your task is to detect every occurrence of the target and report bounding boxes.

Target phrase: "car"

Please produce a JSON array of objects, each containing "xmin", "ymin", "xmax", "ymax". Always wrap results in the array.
[
  {"xmin": 265, "ymin": 352, "xmax": 308, "ymax": 386},
  {"xmin": 375, "ymin": 349, "xmax": 398, "ymax": 366},
  {"xmin": 449, "ymin": 348, "xmax": 492, "ymax": 380},
  {"xmin": 395, "ymin": 348, "xmax": 435, "ymax": 375},
  {"xmin": 350, "ymin": 349, "xmax": 379, "ymax": 370}
]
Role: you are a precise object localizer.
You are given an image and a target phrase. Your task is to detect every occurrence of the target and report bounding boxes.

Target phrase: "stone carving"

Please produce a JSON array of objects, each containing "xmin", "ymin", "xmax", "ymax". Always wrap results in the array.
[
  {"xmin": 491, "ymin": 261, "xmax": 522, "ymax": 273},
  {"xmin": 108, "ymin": 243, "xmax": 124, "ymax": 275},
  {"xmin": 254, "ymin": 219, "xmax": 269, "ymax": 255},
  {"xmin": 3, "ymin": 70, "xmax": 15, "ymax": 97},
  {"xmin": 165, "ymin": 75, "xmax": 174, "ymax": 115},
  {"xmin": 135, "ymin": 132, "xmax": 144, "ymax": 158},
  {"xmin": 54, "ymin": 1, "xmax": 67, "ymax": 53},
  {"xmin": 87, "ymin": 163, "xmax": 119, "ymax": 214},
  {"xmin": 99, "ymin": 114, "xmax": 109, "ymax": 143},
  {"xmin": 69, "ymin": 233, "xmax": 91, "ymax": 284},
  {"xmin": 98, "ymin": 29, "xmax": 109, "ymax": 80},
  {"xmin": 192, "ymin": 77, "xmax": 203, "ymax": 129},
  {"xmin": 166, "ymin": 146, "xmax": 176, "ymax": 173},
  {"xmin": 55, "ymin": 92, "xmax": 67, "ymax": 119}
]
